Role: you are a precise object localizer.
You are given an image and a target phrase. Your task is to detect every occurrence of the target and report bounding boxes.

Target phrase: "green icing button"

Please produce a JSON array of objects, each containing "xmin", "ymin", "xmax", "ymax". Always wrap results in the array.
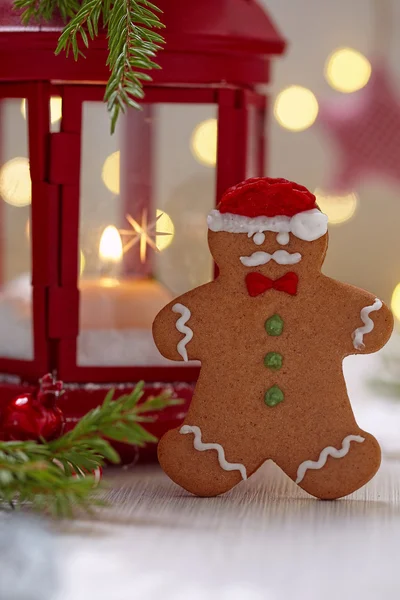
[
  {"xmin": 264, "ymin": 352, "xmax": 283, "ymax": 371},
  {"xmin": 265, "ymin": 314, "xmax": 284, "ymax": 336},
  {"xmin": 264, "ymin": 385, "xmax": 284, "ymax": 407}
]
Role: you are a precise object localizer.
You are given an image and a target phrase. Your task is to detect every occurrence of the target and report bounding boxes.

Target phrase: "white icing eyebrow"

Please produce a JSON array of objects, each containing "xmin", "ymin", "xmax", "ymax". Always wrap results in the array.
[
  {"xmin": 253, "ymin": 232, "xmax": 265, "ymax": 245},
  {"xmin": 277, "ymin": 231, "xmax": 289, "ymax": 245}
]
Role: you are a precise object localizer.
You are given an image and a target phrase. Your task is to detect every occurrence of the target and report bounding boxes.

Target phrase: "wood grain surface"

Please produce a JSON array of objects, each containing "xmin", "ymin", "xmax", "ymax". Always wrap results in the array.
[{"xmin": 56, "ymin": 458, "xmax": 400, "ymax": 600}]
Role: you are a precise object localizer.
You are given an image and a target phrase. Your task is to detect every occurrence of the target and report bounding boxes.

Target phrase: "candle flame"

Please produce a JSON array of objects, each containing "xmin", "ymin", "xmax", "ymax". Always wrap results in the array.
[{"xmin": 99, "ymin": 226, "xmax": 123, "ymax": 263}]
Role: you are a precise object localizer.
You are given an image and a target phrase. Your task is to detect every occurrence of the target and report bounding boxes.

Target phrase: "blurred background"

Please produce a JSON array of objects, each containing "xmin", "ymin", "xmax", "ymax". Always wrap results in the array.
[{"xmin": 266, "ymin": 0, "xmax": 400, "ymax": 304}]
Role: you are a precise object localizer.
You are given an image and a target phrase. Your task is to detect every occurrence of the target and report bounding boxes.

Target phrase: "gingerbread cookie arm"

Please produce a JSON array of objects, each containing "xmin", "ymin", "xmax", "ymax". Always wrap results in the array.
[
  {"xmin": 331, "ymin": 281, "xmax": 394, "ymax": 356},
  {"xmin": 152, "ymin": 287, "xmax": 210, "ymax": 362}
]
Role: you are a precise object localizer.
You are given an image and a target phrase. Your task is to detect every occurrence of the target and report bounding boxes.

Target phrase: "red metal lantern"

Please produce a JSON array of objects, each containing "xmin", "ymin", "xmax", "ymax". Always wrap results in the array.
[{"xmin": 0, "ymin": 0, "xmax": 285, "ymax": 458}]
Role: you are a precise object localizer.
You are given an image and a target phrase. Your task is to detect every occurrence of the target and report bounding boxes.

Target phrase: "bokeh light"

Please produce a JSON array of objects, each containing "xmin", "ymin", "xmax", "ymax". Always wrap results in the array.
[
  {"xmin": 0, "ymin": 157, "xmax": 32, "ymax": 207},
  {"xmin": 21, "ymin": 96, "xmax": 62, "ymax": 124},
  {"xmin": 325, "ymin": 48, "xmax": 371, "ymax": 93},
  {"xmin": 101, "ymin": 151, "xmax": 120, "ymax": 195},
  {"xmin": 156, "ymin": 209, "xmax": 175, "ymax": 251},
  {"xmin": 391, "ymin": 283, "xmax": 400, "ymax": 322},
  {"xmin": 79, "ymin": 250, "xmax": 86, "ymax": 277},
  {"xmin": 191, "ymin": 118, "xmax": 218, "ymax": 166},
  {"xmin": 315, "ymin": 189, "xmax": 358, "ymax": 224},
  {"xmin": 274, "ymin": 86, "xmax": 319, "ymax": 132}
]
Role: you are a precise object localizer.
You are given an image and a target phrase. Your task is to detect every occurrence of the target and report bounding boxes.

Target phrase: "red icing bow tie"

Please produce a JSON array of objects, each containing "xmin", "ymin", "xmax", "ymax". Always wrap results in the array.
[{"xmin": 246, "ymin": 272, "xmax": 298, "ymax": 296}]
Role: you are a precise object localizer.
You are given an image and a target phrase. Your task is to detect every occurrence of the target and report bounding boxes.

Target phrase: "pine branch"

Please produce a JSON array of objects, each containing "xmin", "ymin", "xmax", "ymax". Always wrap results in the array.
[
  {"xmin": 103, "ymin": 0, "xmax": 164, "ymax": 132},
  {"xmin": 0, "ymin": 383, "xmax": 182, "ymax": 516},
  {"xmin": 14, "ymin": 0, "xmax": 165, "ymax": 133},
  {"xmin": 14, "ymin": 0, "xmax": 81, "ymax": 23},
  {"xmin": 13, "ymin": 0, "xmax": 165, "ymax": 132}
]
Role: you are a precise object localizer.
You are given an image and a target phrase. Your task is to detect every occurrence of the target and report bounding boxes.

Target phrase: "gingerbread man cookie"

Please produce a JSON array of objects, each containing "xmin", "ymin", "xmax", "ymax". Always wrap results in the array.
[{"xmin": 153, "ymin": 177, "xmax": 393, "ymax": 499}]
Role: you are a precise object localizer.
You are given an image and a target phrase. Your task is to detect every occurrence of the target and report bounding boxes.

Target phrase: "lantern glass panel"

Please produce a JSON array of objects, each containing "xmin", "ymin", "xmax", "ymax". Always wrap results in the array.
[
  {"xmin": 0, "ymin": 98, "xmax": 33, "ymax": 361},
  {"xmin": 246, "ymin": 104, "xmax": 261, "ymax": 179},
  {"xmin": 77, "ymin": 101, "xmax": 216, "ymax": 367}
]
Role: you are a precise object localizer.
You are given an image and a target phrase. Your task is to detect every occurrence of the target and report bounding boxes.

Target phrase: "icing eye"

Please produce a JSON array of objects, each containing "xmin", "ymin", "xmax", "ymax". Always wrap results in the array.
[
  {"xmin": 253, "ymin": 232, "xmax": 265, "ymax": 245},
  {"xmin": 276, "ymin": 232, "xmax": 289, "ymax": 245}
]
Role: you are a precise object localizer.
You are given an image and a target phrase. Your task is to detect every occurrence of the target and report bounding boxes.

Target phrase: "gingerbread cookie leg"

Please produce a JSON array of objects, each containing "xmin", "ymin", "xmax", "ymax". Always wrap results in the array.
[
  {"xmin": 276, "ymin": 429, "xmax": 381, "ymax": 500},
  {"xmin": 158, "ymin": 422, "xmax": 265, "ymax": 497}
]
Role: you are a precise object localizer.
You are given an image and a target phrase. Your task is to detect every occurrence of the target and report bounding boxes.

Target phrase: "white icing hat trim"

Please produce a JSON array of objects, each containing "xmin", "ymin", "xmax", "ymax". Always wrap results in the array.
[{"xmin": 207, "ymin": 208, "xmax": 328, "ymax": 242}]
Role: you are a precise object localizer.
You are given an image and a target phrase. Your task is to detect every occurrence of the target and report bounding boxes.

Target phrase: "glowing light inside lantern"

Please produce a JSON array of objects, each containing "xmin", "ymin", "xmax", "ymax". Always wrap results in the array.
[
  {"xmin": 99, "ymin": 226, "xmax": 123, "ymax": 263},
  {"xmin": 391, "ymin": 284, "xmax": 400, "ymax": 321},
  {"xmin": 119, "ymin": 209, "xmax": 174, "ymax": 263},
  {"xmin": 21, "ymin": 96, "xmax": 62, "ymax": 124},
  {"xmin": 325, "ymin": 48, "xmax": 371, "ymax": 93},
  {"xmin": 102, "ymin": 151, "xmax": 120, "ymax": 195},
  {"xmin": 314, "ymin": 189, "xmax": 358, "ymax": 224},
  {"xmin": 191, "ymin": 118, "xmax": 218, "ymax": 166},
  {"xmin": 274, "ymin": 86, "xmax": 319, "ymax": 132},
  {"xmin": 156, "ymin": 209, "xmax": 175, "ymax": 251},
  {"xmin": 0, "ymin": 157, "xmax": 32, "ymax": 206},
  {"xmin": 25, "ymin": 219, "xmax": 30, "ymax": 241}
]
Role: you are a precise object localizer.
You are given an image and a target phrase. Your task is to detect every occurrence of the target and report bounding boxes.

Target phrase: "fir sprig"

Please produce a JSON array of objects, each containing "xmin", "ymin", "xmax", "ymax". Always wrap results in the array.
[
  {"xmin": 13, "ymin": 0, "xmax": 165, "ymax": 132},
  {"xmin": 103, "ymin": 0, "xmax": 164, "ymax": 132},
  {"xmin": 0, "ymin": 382, "xmax": 181, "ymax": 517},
  {"xmin": 13, "ymin": 0, "xmax": 81, "ymax": 22}
]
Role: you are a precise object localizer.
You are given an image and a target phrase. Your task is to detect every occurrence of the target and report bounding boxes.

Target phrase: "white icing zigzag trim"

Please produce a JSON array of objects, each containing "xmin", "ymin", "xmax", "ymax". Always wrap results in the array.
[
  {"xmin": 352, "ymin": 298, "xmax": 383, "ymax": 350},
  {"xmin": 295, "ymin": 434, "xmax": 365, "ymax": 485},
  {"xmin": 172, "ymin": 303, "xmax": 193, "ymax": 362},
  {"xmin": 180, "ymin": 425, "xmax": 247, "ymax": 481}
]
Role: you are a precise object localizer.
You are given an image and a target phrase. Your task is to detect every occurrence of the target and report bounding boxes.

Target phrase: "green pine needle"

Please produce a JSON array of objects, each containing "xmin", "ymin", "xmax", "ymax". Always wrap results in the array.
[
  {"xmin": 0, "ymin": 382, "xmax": 182, "ymax": 517},
  {"xmin": 13, "ymin": 0, "xmax": 165, "ymax": 132}
]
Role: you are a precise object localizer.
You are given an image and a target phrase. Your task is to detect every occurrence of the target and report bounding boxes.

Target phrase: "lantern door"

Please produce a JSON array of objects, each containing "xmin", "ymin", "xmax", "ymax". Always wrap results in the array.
[
  {"xmin": 0, "ymin": 83, "xmax": 55, "ymax": 380},
  {"xmin": 50, "ymin": 85, "xmax": 266, "ymax": 383}
]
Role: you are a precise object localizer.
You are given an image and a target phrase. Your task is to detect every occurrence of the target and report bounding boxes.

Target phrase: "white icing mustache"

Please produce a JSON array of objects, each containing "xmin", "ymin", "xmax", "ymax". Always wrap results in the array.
[{"xmin": 240, "ymin": 250, "xmax": 302, "ymax": 267}]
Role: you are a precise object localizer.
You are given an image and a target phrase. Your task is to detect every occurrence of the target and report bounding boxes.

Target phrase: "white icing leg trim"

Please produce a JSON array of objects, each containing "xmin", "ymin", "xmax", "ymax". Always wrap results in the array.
[
  {"xmin": 295, "ymin": 434, "xmax": 365, "ymax": 485},
  {"xmin": 180, "ymin": 425, "xmax": 247, "ymax": 481},
  {"xmin": 352, "ymin": 298, "xmax": 383, "ymax": 350},
  {"xmin": 172, "ymin": 303, "xmax": 193, "ymax": 362}
]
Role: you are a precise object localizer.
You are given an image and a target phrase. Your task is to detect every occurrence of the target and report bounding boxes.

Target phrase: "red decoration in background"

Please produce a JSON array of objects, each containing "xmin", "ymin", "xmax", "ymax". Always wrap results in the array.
[
  {"xmin": 219, "ymin": 177, "xmax": 318, "ymax": 217},
  {"xmin": 318, "ymin": 65, "xmax": 400, "ymax": 193},
  {"xmin": 245, "ymin": 272, "xmax": 298, "ymax": 297},
  {"xmin": 0, "ymin": 373, "xmax": 65, "ymax": 442}
]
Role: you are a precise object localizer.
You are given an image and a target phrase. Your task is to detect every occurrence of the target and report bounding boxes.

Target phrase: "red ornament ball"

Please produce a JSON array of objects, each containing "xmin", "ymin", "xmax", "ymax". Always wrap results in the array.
[
  {"xmin": 0, "ymin": 374, "xmax": 65, "ymax": 442},
  {"xmin": 218, "ymin": 177, "xmax": 318, "ymax": 218}
]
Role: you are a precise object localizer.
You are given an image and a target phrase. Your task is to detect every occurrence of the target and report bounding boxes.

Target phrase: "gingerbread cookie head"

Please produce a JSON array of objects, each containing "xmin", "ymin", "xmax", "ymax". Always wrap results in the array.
[{"xmin": 207, "ymin": 178, "xmax": 329, "ymax": 284}]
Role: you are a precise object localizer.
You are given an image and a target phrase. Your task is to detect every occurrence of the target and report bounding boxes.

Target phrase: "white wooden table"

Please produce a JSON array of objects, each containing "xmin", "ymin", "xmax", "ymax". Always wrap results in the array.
[
  {"xmin": 53, "ymin": 350, "xmax": 400, "ymax": 600},
  {"xmin": 56, "ymin": 459, "xmax": 400, "ymax": 600}
]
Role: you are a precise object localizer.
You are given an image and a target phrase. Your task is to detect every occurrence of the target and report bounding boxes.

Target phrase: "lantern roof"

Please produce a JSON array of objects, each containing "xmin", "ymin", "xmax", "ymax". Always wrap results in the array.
[
  {"xmin": 0, "ymin": 0, "xmax": 285, "ymax": 84},
  {"xmin": 0, "ymin": 0, "xmax": 284, "ymax": 53}
]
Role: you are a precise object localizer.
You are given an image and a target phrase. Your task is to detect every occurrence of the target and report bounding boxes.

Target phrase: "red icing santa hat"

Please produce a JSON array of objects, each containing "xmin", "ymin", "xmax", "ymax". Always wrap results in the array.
[{"xmin": 207, "ymin": 177, "xmax": 328, "ymax": 242}]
